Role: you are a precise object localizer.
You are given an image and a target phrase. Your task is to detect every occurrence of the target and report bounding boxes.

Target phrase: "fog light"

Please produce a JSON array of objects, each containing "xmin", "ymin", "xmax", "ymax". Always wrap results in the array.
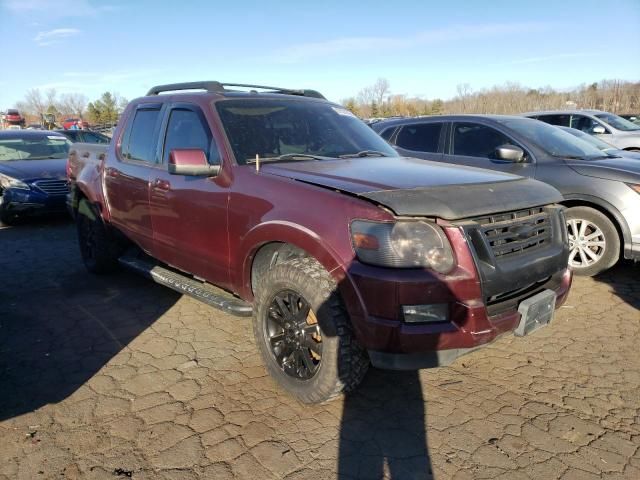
[{"xmin": 402, "ymin": 304, "xmax": 449, "ymax": 323}]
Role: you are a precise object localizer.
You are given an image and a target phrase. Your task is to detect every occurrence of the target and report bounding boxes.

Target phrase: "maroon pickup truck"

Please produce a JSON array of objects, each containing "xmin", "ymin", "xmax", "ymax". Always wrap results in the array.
[{"xmin": 67, "ymin": 81, "xmax": 572, "ymax": 403}]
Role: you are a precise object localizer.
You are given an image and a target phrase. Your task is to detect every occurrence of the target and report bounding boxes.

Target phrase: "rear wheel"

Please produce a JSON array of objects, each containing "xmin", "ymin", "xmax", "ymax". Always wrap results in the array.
[
  {"xmin": 76, "ymin": 199, "xmax": 121, "ymax": 273},
  {"xmin": 565, "ymin": 206, "xmax": 619, "ymax": 276},
  {"xmin": 252, "ymin": 256, "xmax": 369, "ymax": 403}
]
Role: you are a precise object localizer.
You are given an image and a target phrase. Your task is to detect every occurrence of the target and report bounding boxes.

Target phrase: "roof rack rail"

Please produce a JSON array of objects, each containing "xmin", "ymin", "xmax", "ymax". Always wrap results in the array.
[{"xmin": 146, "ymin": 81, "xmax": 325, "ymax": 99}]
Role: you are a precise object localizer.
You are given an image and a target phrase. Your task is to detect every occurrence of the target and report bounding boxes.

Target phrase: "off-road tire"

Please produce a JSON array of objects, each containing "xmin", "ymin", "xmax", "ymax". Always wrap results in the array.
[
  {"xmin": 252, "ymin": 256, "xmax": 369, "ymax": 403},
  {"xmin": 565, "ymin": 206, "xmax": 619, "ymax": 276},
  {"xmin": 76, "ymin": 199, "xmax": 121, "ymax": 274}
]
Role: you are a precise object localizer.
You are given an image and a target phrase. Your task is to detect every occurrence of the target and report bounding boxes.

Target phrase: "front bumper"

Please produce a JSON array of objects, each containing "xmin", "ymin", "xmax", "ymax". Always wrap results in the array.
[
  {"xmin": 338, "ymin": 223, "xmax": 573, "ymax": 370},
  {"xmin": 0, "ymin": 188, "xmax": 67, "ymax": 217}
]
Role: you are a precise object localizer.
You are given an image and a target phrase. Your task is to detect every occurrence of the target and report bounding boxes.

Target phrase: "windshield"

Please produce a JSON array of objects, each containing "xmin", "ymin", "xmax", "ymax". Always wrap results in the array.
[
  {"xmin": 595, "ymin": 113, "xmax": 640, "ymax": 132},
  {"xmin": 500, "ymin": 118, "xmax": 607, "ymax": 159},
  {"xmin": 558, "ymin": 127, "xmax": 617, "ymax": 152},
  {"xmin": 0, "ymin": 136, "xmax": 71, "ymax": 161},
  {"xmin": 215, "ymin": 98, "xmax": 397, "ymax": 164}
]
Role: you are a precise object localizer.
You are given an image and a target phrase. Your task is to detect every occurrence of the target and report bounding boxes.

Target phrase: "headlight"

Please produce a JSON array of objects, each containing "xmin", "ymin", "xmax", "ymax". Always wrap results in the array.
[
  {"xmin": 628, "ymin": 184, "xmax": 640, "ymax": 194},
  {"xmin": 351, "ymin": 220, "xmax": 455, "ymax": 273},
  {"xmin": 0, "ymin": 174, "xmax": 30, "ymax": 190}
]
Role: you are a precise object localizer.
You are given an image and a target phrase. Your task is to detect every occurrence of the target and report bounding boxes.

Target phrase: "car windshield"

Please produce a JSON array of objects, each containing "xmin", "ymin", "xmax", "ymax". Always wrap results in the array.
[
  {"xmin": 0, "ymin": 136, "xmax": 71, "ymax": 161},
  {"xmin": 558, "ymin": 127, "xmax": 617, "ymax": 152},
  {"xmin": 215, "ymin": 98, "xmax": 398, "ymax": 164},
  {"xmin": 500, "ymin": 118, "xmax": 607, "ymax": 159},
  {"xmin": 595, "ymin": 113, "xmax": 640, "ymax": 131}
]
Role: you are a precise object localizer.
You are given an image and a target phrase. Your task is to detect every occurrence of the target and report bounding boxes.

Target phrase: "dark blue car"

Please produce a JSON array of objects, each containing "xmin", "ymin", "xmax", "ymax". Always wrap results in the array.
[{"xmin": 0, "ymin": 130, "xmax": 71, "ymax": 224}]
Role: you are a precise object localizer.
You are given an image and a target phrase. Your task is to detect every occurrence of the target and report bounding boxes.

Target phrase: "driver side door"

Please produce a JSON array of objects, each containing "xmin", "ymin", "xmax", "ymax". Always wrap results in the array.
[
  {"xmin": 149, "ymin": 103, "xmax": 230, "ymax": 288},
  {"xmin": 442, "ymin": 122, "xmax": 535, "ymax": 177}
]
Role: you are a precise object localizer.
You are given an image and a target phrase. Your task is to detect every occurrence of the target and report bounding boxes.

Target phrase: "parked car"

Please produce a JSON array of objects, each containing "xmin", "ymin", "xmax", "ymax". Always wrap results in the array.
[
  {"xmin": 67, "ymin": 82, "xmax": 571, "ymax": 402},
  {"xmin": 558, "ymin": 126, "xmax": 640, "ymax": 160},
  {"xmin": 0, "ymin": 130, "xmax": 71, "ymax": 224},
  {"xmin": 620, "ymin": 114, "xmax": 640, "ymax": 126},
  {"xmin": 523, "ymin": 110, "xmax": 640, "ymax": 151},
  {"xmin": 62, "ymin": 118, "xmax": 89, "ymax": 130},
  {"xmin": 372, "ymin": 115, "xmax": 640, "ymax": 276},
  {"xmin": 2, "ymin": 109, "xmax": 26, "ymax": 128},
  {"xmin": 55, "ymin": 129, "xmax": 111, "ymax": 144}
]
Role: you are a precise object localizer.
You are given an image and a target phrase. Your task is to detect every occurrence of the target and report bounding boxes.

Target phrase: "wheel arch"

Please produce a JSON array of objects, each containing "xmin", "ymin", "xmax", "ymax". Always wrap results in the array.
[{"xmin": 561, "ymin": 195, "xmax": 629, "ymax": 253}]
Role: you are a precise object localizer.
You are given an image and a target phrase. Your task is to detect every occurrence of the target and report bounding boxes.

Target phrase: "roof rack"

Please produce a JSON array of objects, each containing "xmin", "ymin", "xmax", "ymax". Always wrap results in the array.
[{"xmin": 146, "ymin": 81, "xmax": 325, "ymax": 99}]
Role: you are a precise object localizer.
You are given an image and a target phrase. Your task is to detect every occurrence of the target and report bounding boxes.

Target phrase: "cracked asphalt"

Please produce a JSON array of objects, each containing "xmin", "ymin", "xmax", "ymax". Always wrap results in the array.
[{"xmin": 0, "ymin": 218, "xmax": 639, "ymax": 479}]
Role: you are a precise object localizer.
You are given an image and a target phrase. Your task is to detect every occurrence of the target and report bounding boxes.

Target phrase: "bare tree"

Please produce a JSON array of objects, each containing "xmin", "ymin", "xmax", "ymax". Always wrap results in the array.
[
  {"xmin": 60, "ymin": 93, "xmax": 88, "ymax": 118},
  {"xmin": 23, "ymin": 88, "xmax": 46, "ymax": 117}
]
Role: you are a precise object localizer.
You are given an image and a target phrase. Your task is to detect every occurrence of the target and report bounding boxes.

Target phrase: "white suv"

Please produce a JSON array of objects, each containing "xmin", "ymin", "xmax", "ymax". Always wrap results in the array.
[{"xmin": 524, "ymin": 110, "xmax": 640, "ymax": 151}]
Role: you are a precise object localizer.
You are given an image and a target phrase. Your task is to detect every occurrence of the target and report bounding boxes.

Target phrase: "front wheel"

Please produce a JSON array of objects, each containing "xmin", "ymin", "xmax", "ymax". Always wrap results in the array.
[
  {"xmin": 565, "ymin": 206, "xmax": 619, "ymax": 276},
  {"xmin": 252, "ymin": 256, "xmax": 369, "ymax": 403}
]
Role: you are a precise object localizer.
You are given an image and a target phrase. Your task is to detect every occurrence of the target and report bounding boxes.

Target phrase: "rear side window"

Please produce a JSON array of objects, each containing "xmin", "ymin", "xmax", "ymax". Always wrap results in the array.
[
  {"xmin": 122, "ymin": 108, "xmax": 161, "ymax": 162},
  {"xmin": 536, "ymin": 114, "xmax": 570, "ymax": 127},
  {"xmin": 452, "ymin": 123, "xmax": 514, "ymax": 158},
  {"xmin": 395, "ymin": 123, "xmax": 442, "ymax": 152},
  {"xmin": 163, "ymin": 109, "xmax": 220, "ymax": 165}
]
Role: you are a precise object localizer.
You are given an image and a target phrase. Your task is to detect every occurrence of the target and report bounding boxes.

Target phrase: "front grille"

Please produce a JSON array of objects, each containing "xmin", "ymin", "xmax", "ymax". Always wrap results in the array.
[
  {"xmin": 473, "ymin": 207, "xmax": 552, "ymax": 258},
  {"xmin": 34, "ymin": 179, "xmax": 69, "ymax": 196}
]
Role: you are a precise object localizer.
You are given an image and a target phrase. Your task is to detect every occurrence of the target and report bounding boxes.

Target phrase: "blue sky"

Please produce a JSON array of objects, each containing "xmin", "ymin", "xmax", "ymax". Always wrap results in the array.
[{"xmin": 1, "ymin": 0, "xmax": 639, "ymax": 107}]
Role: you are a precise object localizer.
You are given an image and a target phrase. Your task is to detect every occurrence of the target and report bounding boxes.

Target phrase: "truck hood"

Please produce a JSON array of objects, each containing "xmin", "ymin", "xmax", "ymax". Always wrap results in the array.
[
  {"xmin": 566, "ymin": 156, "xmax": 640, "ymax": 183},
  {"xmin": 262, "ymin": 157, "xmax": 563, "ymax": 219},
  {"xmin": 0, "ymin": 159, "xmax": 67, "ymax": 181}
]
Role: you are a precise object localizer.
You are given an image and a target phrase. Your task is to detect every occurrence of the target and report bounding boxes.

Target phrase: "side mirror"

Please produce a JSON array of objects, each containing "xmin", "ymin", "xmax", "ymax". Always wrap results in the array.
[
  {"xmin": 495, "ymin": 144, "xmax": 525, "ymax": 162},
  {"xmin": 591, "ymin": 125, "xmax": 606, "ymax": 134},
  {"xmin": 168, "ymin": 149, "xmax": 220, "ymax": 176}
]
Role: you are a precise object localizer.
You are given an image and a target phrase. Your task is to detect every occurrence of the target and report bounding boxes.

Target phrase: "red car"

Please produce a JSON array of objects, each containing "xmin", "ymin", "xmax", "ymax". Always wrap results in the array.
[
  {"xmin": 62, "ymin": 118, "xmax": 89, "ymax": 130},
  {"xmin": 3, "ymin": 109, "xmax": 25, "ymax": 127},
  {"xmin": 67, "ymin": 81, "xmax": 572, "ymax": 402}
]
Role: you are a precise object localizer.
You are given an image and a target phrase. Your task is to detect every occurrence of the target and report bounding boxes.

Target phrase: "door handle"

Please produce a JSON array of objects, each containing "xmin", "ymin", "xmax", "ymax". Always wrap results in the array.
[
  {"xmin": 105, "ymin": 167, "xmax": 120, "ymax": 178},
  {"xmin": 152, "ymin": 178, "xmax": 171, "ymax": 191}
]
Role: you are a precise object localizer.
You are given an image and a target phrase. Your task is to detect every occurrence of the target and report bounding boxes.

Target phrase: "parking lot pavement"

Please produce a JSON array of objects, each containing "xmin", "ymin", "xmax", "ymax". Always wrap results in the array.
[{"xmin": 0, "ymin": 220, "xmax": 638, "ymax": 480}]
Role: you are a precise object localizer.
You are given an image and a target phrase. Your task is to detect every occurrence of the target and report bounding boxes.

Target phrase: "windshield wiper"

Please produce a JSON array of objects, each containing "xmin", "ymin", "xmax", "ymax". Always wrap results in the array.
[
  {"xmin": 246, "ymin": 153, "xmax": 326, "ymax": 163},
  {"xmin": 338, "ymin": 150, "xmax": 388, "ymax": 159}
]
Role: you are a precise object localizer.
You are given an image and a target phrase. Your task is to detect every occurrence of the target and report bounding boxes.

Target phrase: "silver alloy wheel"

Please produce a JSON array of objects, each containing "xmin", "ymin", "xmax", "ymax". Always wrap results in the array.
[{"xmin": 567, "ymin": 218, "xmax": 606, "ymax": 268}]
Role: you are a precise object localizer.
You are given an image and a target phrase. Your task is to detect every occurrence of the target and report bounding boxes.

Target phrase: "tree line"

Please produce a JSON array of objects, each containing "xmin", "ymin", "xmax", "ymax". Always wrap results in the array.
[
  {"xmin": 13, "ymin": 88, "xmax": 128, "ymax": 125},
  {"xmin": 342, "ymin": 78, "xmax": 640, "ymax": 118}
]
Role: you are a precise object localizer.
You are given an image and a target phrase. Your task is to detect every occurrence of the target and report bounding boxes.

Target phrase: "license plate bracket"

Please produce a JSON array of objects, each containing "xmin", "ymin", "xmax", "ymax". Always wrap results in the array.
[{"xmin": 515, "ymin": 289, "xmax": 556, "ymax": 337}]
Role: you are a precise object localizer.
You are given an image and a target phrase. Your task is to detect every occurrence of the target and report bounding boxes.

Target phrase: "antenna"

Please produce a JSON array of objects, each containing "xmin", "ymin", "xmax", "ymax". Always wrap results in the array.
[{"xmin": 255, "ymin": 153, "xmax": 260, "ymax": 172}]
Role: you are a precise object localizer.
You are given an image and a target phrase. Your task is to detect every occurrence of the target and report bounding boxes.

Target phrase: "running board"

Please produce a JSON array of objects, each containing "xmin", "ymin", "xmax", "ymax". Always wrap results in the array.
[{"xmin": 118, "ymin": 254, "xmax": 253, "ymax": 317}]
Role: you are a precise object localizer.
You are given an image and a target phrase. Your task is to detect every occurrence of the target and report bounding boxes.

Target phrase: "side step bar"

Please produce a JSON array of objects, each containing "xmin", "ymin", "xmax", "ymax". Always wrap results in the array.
[{"xmin": 119, "ymin": 254, "xmax": 253, "ymax": 317}]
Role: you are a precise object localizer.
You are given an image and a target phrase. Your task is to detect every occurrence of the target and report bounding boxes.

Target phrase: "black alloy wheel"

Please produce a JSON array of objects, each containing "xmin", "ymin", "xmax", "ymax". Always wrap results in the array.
[{"xmin": 264, "ymin": 289, "xmax": 323, "ymax": 380}]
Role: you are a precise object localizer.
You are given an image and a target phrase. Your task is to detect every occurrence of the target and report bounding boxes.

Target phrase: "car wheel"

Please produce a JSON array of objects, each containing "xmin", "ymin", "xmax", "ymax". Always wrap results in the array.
[
  {"xmin": 252, "ymin": 256, "xmax": 369, "ymax": 403},
  {"xmin": 76, "ymin": 199, "xmax": 121, "ymax": 273},
  {"xmin": 0, "ymin": 206, "xmax": 18, "ymax": 225},
  {"xmin": 565, "ymin": 206, "xmax": 619, "ymax": 276}
]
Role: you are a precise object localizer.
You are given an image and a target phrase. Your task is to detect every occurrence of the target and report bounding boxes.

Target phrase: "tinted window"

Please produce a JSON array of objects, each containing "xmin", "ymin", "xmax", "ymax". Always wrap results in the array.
[
  {"xmin": 379, "ymin": 127, "xmax": 396, "ymax": 142},
  {"xmin": 216, "ymin": 99, "xmax": 397, "ymax": 164},
  {"xmin": 452, "ymin": 123, "xmax": 513, "ymax": 158},
  {"xmin": 163, "ymin": 109, "xmax": 219, "ymax": 165},
  {"xmin": 62, "ymin": 131, "xmax": 80, "ymax": 141},
  {"xmin": 82, "ymin": 132, "xmax": 110, "ymax": 144},
  {"xmin": 570, "ymin": 115, "xmax": 605, "ymax": 133},
  {"xmin": 396, "ymin": 123, "xmax": 442, "ymax": 152},
  {"xmin": 536, "ymin": 114, "xmax": 571, "ymax": 127},
  {"xmin": 123, "ymin": 109, "xmax": 161, "ymax": 162}
]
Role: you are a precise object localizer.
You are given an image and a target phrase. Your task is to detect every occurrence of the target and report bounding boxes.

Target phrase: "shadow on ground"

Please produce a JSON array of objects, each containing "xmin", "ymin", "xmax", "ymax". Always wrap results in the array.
[
  {"xmin": 338, "ymin": 369, "xmax": 433, "ymax": 479},
  {"xmin": 0, "ymin": 218, "xmax": 179, "ymax": 421},
  {"xmin": 592, "ymin": 260, "xmax": 640, "ymax": 309}
]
